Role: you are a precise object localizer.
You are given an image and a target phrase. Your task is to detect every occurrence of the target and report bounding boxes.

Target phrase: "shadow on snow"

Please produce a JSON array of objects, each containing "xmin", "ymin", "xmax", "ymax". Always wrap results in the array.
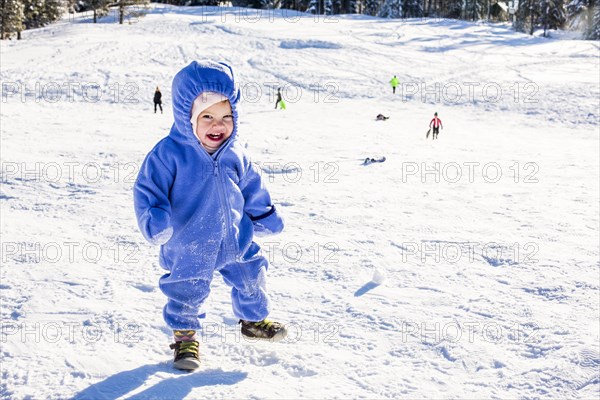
[{"xmin": 73, "ymin": 363, "xmax": 247, "ymax": 400}]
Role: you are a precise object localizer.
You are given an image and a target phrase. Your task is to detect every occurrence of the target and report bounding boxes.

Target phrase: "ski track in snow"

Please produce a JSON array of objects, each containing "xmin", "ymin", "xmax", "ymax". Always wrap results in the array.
[{"xmin": 1, "ymin": 4, "xmax": 599, "ymax": 399}]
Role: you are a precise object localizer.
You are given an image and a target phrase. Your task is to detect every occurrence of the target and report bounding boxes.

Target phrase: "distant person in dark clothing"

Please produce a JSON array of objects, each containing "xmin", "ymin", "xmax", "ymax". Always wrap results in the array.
[
  {"xmin": 376, "ymin": 114, "xmax": 389, "ymax": 121},
  {"xmin": 154, "ymin": 86, "xmax": 163, "ymax": 114}
]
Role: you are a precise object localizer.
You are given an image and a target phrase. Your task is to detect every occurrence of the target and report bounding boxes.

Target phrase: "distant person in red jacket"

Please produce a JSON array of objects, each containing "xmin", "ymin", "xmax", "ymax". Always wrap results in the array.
[{"xmin": 429, "ymin": 112, "xmax": 443, "ymax": 140}]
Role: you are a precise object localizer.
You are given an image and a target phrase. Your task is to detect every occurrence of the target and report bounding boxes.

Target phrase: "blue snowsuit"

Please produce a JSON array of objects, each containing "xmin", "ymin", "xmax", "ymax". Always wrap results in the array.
[{"xmin": 133, "ymin": 61, "xmax": 284, "ymax": 330}]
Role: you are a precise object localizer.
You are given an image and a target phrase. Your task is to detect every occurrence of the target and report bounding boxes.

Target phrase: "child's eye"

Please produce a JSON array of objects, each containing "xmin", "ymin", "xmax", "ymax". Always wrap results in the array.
[
  {"xmin": 223, "ymin": 115, "xmax": 233, "ymax": 121},
  {"xmin": 202, "ymin": 115, "xmax": 213, "ymax": 119}
]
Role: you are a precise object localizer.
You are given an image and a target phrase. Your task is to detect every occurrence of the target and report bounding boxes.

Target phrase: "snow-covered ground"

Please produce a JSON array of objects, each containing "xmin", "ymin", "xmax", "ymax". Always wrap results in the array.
[{"xmin": 1, "ymin": 4, "xmax": 599, "ymax": 399}]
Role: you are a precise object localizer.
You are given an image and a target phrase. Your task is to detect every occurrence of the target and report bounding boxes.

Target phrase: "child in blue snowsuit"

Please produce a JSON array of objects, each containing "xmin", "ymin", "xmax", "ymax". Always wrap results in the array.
[{"xmin": 134, "ymin": 60, "xmax": 286, "ymax": 371}]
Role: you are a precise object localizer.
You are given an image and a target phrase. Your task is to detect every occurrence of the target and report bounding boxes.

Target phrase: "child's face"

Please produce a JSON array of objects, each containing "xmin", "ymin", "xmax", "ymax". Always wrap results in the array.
[{"xmin": 195, "ymin": 100, "xmax": 234, "ymax": 154}]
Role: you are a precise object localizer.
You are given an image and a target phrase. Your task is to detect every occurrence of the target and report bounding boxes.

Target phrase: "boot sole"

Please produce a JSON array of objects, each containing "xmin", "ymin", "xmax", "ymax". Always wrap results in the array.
[
  {"xmin": 241, "ymin": 327, "xmax": 288, "ymax": 342},
  {"xmin": 173, "ymin": 358, "xmax": 201, "ymax": 371}
]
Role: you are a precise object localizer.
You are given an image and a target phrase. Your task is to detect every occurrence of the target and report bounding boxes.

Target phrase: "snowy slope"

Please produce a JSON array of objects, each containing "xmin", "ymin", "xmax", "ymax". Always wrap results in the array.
[{"xmin": 1, "ymin": 4, "xmax": 599, "ymax": 399}]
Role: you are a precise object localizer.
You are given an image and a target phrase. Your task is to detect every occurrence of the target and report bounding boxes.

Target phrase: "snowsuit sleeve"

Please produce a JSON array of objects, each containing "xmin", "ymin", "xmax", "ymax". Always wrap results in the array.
[
  {"xmin": 239, "ymin": 162, "xmax": 284, "ymax": 237},
  {"xmin": 133, "ymin": 151, "xmax": 174, "ymax": 245}
]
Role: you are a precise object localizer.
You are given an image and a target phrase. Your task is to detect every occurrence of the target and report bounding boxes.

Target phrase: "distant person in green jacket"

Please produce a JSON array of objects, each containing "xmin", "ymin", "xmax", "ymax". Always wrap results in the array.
[
  {"xmin": 389, "ymin": 75, "xmax": 399, "ymax": 94},
  {"xmin": 275, "ymin": 87, "xmax": 286, "ymax": 110}
]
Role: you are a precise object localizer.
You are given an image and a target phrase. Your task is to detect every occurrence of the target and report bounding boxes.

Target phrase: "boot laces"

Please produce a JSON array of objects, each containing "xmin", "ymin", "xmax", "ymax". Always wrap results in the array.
[
  {"xmin": 255, "ymin": 319, "xmax": 274, "ymax": 329},
  {"xmin": 170, "ymin": 340, "xmax": 199, "ymax": 356}
]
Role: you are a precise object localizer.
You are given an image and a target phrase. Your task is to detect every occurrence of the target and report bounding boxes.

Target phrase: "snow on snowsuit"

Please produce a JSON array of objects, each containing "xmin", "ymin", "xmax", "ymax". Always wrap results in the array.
[{"xmin": 134, "ymin": 61, "xmax": 284, "ymax": 329}]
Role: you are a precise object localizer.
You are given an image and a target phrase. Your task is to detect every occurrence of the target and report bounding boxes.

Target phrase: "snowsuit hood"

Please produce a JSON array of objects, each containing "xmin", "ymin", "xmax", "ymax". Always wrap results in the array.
[{"xmin": 169, "ymin": 60, "xmax": 241, "ymax": 146}]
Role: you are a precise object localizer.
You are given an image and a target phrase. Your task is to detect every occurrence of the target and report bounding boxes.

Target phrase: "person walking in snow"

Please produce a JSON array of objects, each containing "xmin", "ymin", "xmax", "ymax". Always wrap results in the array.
[
  {"xmin": 429, "ymin": 112, "xmax": 443, "ymax": 140},
  {"xmin": 275, "ymin": 87, "xmax": 286, "ymax": 110},
  {"xmin": 153, "ymin": 86, "xmax": 163, "ymax": 114},
  {"xmin": 134, "ymin": 61, "xmax": 287, "ymax": 371},
  {"xmin": 389, "ymin": 75, "xmax": 399, "ymax": 94}
]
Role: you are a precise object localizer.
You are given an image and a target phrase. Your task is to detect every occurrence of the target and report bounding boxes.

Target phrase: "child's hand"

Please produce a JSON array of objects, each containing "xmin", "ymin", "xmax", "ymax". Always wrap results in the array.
[
  {"xmin": 144, "ymin": 207, "xmax": 173, "ymax": 245},
  {"xmin": 252, "ymin": 207, "xmax": 284, "ymax": 237}
]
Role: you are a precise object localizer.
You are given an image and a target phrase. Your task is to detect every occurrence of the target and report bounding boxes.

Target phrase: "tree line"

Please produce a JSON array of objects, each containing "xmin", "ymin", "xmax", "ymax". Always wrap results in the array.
[
  {"xmin": 1, "ymin": 0, "xmax": 148, "ymax": 39},
  {"xmin": 1, "ymin": 0, "xmax": 598, "ymax": 39}
]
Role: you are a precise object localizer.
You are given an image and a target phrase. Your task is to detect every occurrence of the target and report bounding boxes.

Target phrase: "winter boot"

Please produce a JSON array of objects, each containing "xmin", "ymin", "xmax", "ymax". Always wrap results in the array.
[
  {"xmin": 170, "ymin": 330, "xmax": 200, "ymax": 371},
  {"xmin": 239, "ymin": 319, "xmax": 287, "ymax": 341}
]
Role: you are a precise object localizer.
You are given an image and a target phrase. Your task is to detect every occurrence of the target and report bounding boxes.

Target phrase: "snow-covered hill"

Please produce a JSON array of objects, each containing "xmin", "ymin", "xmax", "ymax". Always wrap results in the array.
[{"xmin": 1, "ymin": 5, "xmax": 599, "ymax": 399}]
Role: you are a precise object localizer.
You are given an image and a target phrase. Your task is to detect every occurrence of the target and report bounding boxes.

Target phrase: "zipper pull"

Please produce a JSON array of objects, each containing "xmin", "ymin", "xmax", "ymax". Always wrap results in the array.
[{"xmin": 213, "ymin": 161, "xmax": 218, "ymax": 176}]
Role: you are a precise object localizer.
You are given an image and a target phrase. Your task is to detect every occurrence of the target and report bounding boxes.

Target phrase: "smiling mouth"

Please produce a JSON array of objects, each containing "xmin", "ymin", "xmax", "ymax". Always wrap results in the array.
[{"xmin": 207, "ymin": 133, "xmax": 223, "ymax": 141}]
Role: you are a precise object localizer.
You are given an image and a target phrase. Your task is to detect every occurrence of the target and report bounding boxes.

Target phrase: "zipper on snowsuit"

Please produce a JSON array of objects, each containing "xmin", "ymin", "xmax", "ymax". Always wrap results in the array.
[
  {"xmin": 194, "ymin": 138, "xmax": 253, "ymax": 290},
  {"xmin": 195, "ymin": 138, "xmax": 240, "ymax": 261}
]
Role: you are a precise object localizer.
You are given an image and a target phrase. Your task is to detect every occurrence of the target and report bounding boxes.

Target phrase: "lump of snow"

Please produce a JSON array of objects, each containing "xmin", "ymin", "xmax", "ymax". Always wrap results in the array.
[
  {"xmin": 280, "ymin": 40, "xmax": 342, "ymax": 49},
  {"xmin": 372, "ymin": 268, "xmax": 387, "ymax": 284}
]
